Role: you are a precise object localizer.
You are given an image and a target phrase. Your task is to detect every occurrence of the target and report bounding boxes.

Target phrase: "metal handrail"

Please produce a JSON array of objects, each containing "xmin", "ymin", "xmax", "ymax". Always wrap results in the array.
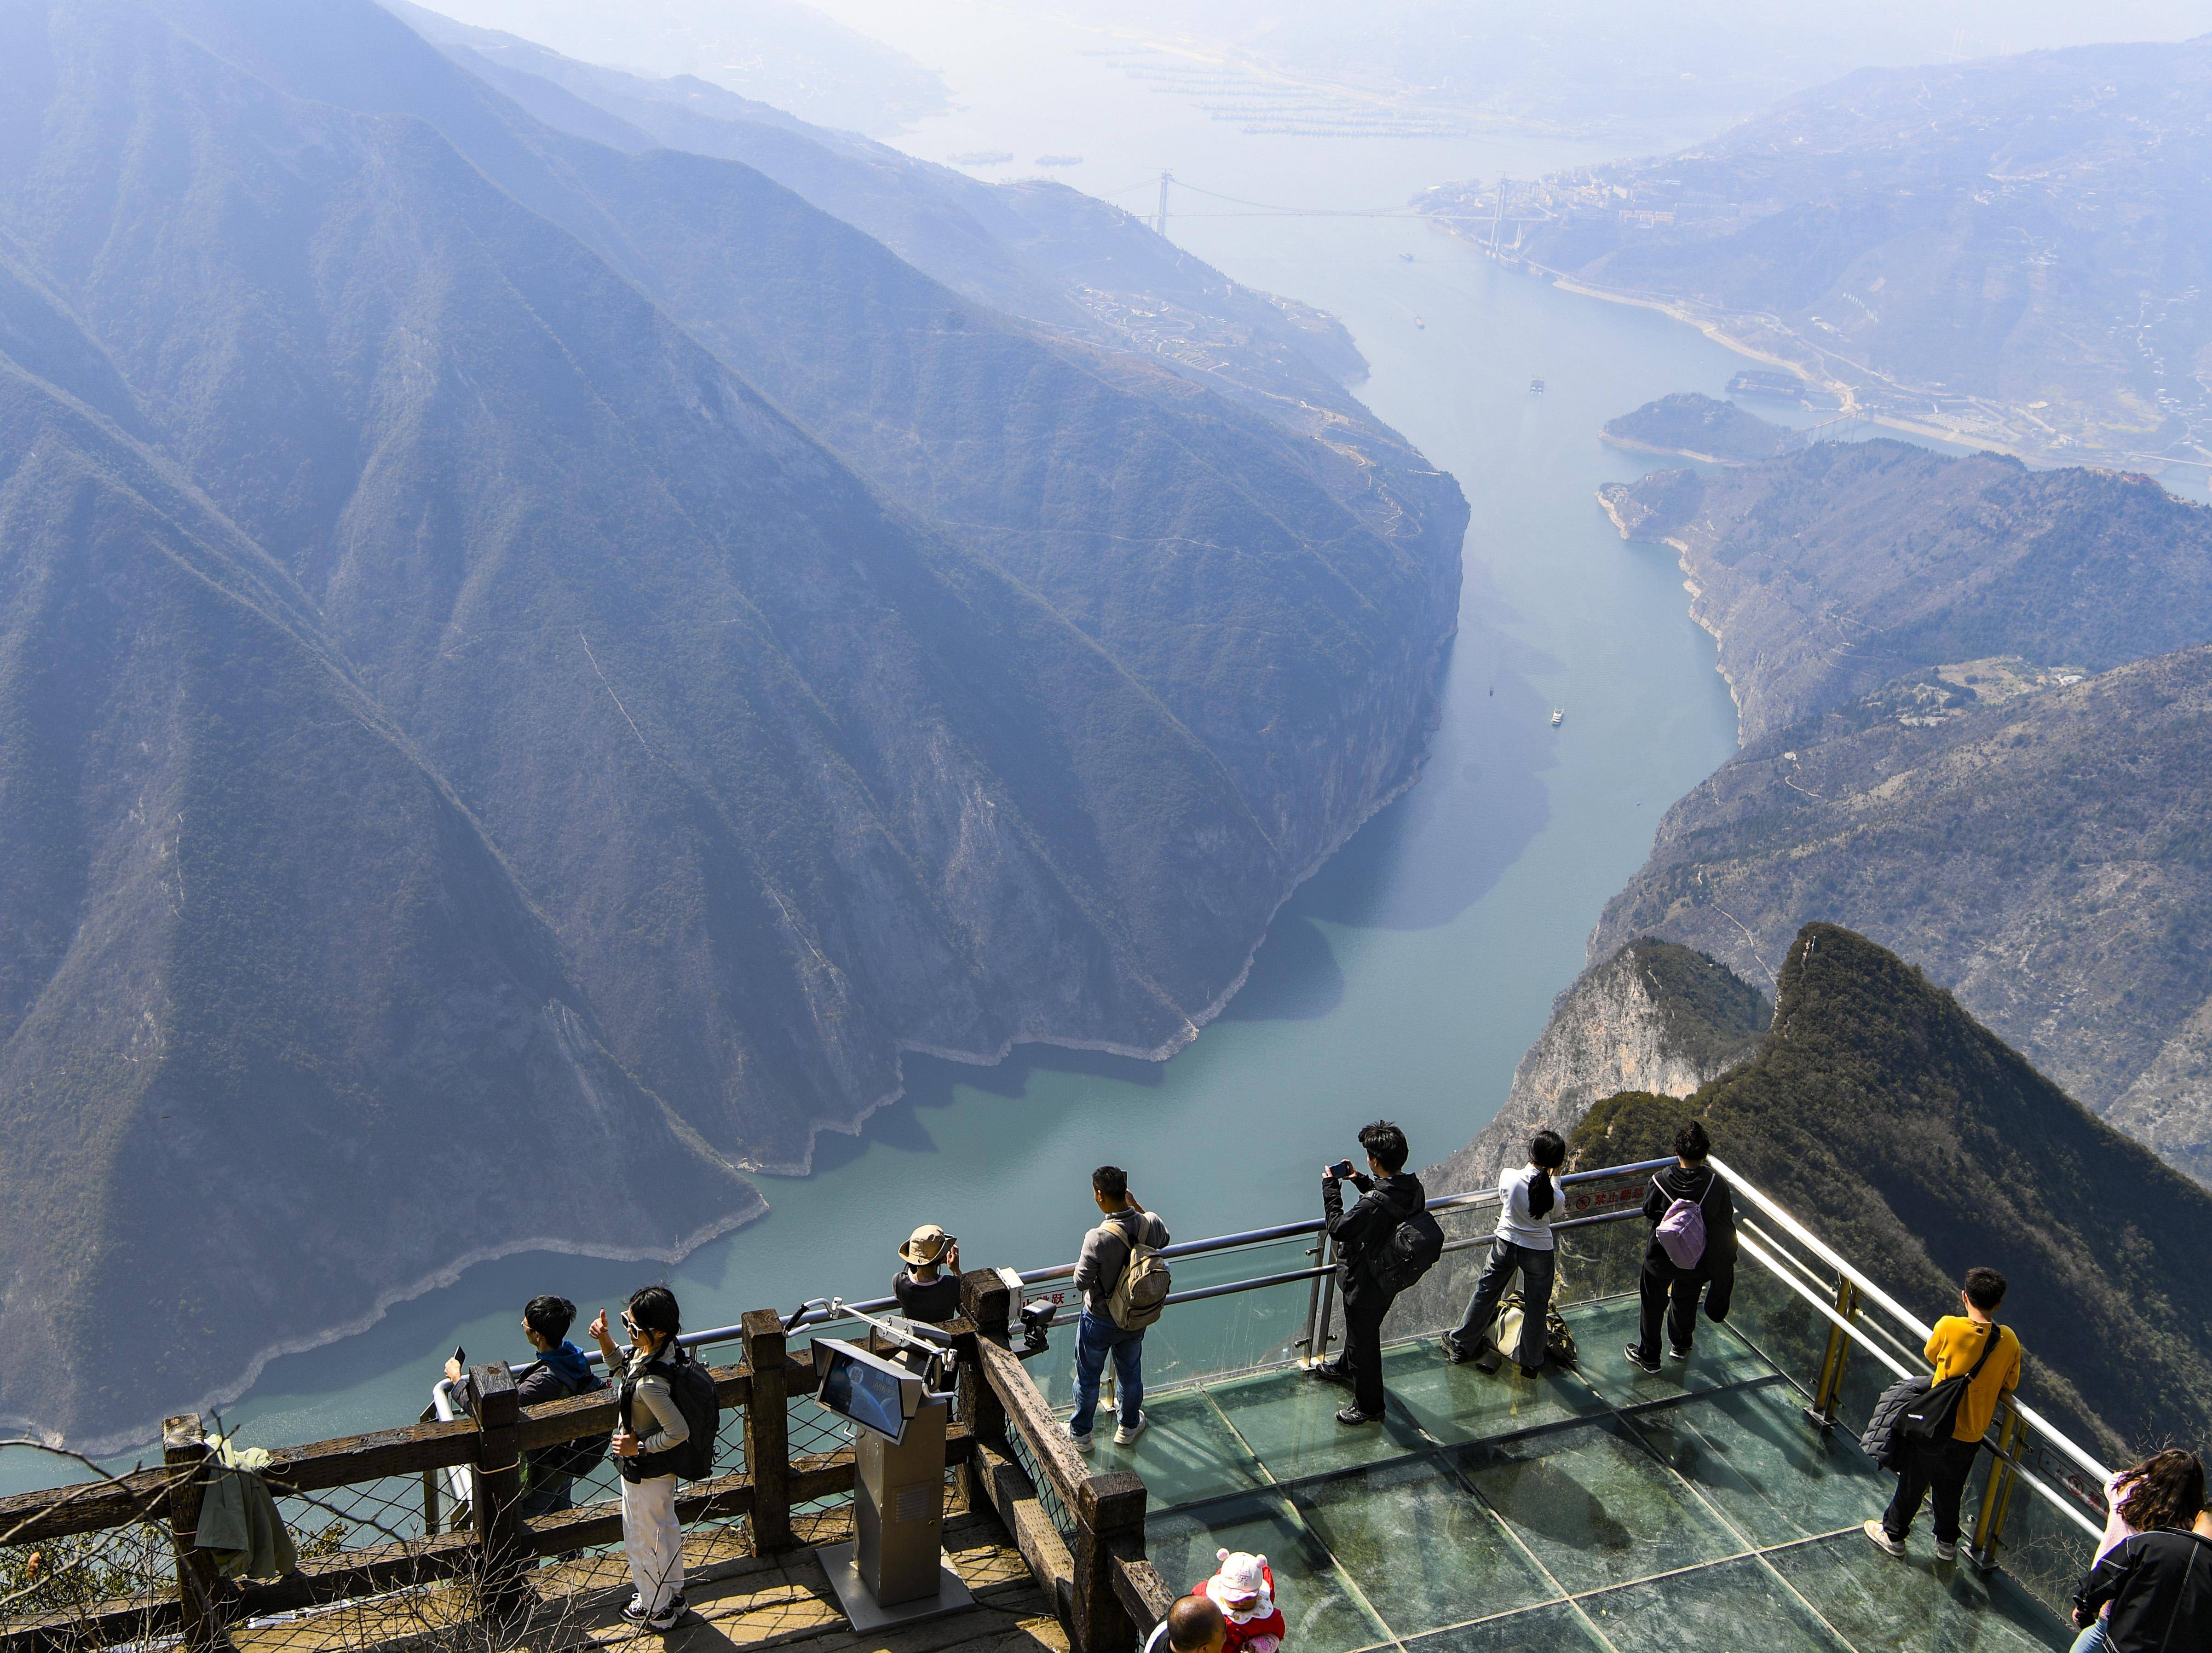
[{"xmin": 1707, "ymin": 1159, "xmax": 2106, "ymax": 1504}]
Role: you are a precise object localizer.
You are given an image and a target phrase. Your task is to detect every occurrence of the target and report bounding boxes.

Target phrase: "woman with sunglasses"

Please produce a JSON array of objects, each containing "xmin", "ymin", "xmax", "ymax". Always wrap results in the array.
[{"xmin": 590, "ymin": 1287, "xmax": 691, "ymax": 1630}]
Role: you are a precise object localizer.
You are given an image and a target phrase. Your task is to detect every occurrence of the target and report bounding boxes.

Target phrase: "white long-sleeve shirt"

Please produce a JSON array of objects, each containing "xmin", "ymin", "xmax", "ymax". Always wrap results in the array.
[{"xmin": 1493, "ymin": 1165, "xmax": 1558, "ymax": 1252}]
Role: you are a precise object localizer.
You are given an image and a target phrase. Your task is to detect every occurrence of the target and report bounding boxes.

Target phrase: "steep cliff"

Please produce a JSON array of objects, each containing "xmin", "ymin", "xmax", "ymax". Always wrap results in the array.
[
  {"xmin": 0, "ymin": 0, "xmax": 1462, "ymax": 1446},
  {"xmin": 1427, "ymin": 940, "xmax": 1768, "ymax": 1194},
  {"xmin": 1571, "ymin": 925, "xmax": 2212, "ymax": 1460}
]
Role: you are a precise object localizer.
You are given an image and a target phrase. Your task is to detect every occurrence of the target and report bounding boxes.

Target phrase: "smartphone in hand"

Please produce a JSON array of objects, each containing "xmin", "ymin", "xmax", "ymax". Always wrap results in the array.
[
  {"xmin": 1329, "ymin": 1159, "xmax": 1357, "ymax": 1179},
  {"xmin": 452, "ymin": 1346, "xmax": 467, "ymax": 1369}
]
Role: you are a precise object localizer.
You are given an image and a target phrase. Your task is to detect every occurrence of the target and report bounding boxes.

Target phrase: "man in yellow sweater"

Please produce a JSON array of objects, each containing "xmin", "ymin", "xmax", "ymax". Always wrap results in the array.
[{"xmin": 1866, "ymin": 1266, "xmax": 2022, "ymax": 1562}]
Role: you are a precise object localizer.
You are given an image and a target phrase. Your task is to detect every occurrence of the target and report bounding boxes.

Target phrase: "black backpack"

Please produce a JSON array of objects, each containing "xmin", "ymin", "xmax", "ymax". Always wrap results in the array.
[
  {"xmin": 1365, "ymin": 1203, "xmax": 1445, "ymax": 1295},
  {"xmin": 528, "ymin": 1364, "xmax": 609, "ymax": 1481},
  {"xmin": 622, "ymin": 1352, "xmax": 720, "ymax": 1482}
]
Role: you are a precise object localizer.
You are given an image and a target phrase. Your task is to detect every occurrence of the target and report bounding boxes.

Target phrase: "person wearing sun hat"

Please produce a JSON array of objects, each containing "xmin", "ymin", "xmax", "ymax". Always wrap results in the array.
[
  {"xmin": 893, "ymin": 1224, "xmax": 963, "ymax": 1321},
  {"xmin": 1199, "ymin": 1551, "xmax": 1285, "ymax": 1653}
]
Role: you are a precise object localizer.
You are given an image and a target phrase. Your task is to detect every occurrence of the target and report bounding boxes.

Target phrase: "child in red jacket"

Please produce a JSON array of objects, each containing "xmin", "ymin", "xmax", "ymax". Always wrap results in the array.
[{"xmin": 1199, "ymin": 1551, "xmax": 1284, "ymax": 1653}]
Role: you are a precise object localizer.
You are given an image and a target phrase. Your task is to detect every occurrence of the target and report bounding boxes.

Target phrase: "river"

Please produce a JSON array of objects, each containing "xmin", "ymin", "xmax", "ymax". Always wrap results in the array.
[{"xmin": 7, "ymin": 11, "xmax": 1767, "ymax": 1488}]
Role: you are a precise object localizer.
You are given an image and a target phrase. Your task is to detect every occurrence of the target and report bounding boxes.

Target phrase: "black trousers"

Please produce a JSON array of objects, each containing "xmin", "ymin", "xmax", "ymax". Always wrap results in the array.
[
  {"xmin": 1338, "ymin": 1281, "xmax": 1395, "ymax": 1416},
  {"xmin": 1635, "ymin": 1258, "xmax": 1707, "ymax": 1359},
  {"xmin": 1884, "ymin": 1434, "xmax": 1981, "ymax": 1544}
]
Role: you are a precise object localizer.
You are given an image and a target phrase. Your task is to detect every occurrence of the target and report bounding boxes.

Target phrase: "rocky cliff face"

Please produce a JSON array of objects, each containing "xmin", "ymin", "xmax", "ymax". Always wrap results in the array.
[{"xmin": 1427, "ymin": 940, "xmax": 1768, "ymax": 1194}]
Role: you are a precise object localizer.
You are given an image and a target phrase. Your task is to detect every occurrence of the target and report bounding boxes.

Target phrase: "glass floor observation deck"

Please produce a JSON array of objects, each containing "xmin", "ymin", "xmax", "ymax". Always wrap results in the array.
[{"xmin": 1002, "ymin": 1160, "xmax": 2096, "ymax": 1653}]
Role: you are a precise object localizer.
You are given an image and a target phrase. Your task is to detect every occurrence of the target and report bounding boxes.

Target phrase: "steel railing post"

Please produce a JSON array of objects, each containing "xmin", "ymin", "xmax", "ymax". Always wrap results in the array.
[
  {"xmin": 1802, "ymin": 1276, "xmax": 1859, "ymax": 1432},
  {"xmin": 1970, "ymin": 1406, "xmax": 2025, "ymax": 1571},
  {"xmin": 1308, "ymin": 1236, "xmax": 1339, "ymax": 1369}
]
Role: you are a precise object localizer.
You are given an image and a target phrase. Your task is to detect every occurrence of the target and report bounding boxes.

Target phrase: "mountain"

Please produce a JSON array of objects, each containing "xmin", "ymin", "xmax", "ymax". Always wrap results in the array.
[
  {"xmin": 1425, "ymin": 939, "xmax": 1768, "ymax": 1194},
  {"xmin": 1570, "ymin": 924, "xmax": 2212, "ymax": 1460},
  {"xmin": 0, "ymin": 0, "xmax": 1461, "ymax": 1445},
  {"xmin": 1593, "ymin": 645, "xmax": 2212, "ymax": 1187},
  {"xmin": 386, "ymin": 0, "xmax": 948, "ymax": 136},
  {"xmin": 1596, "ymin": 440, "xmax": 2212, "ymax": 743},
  {"xmin": 382, "ymin": 2, "xmax": 1373, "ymax": 415},
  {"xmin": 1425, "ymin": 37, "xmax": 2212, "ymax": 475},
  {"xmin": 1601, "ymin": 392, "xmax": 1791, "ymax": 464}
]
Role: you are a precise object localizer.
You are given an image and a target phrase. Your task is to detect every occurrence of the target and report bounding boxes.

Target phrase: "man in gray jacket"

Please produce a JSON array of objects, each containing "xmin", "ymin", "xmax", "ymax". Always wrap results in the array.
[{"xmin": 1065, "ymin": 1165, "xmax": 1169, "ymax": 1453}]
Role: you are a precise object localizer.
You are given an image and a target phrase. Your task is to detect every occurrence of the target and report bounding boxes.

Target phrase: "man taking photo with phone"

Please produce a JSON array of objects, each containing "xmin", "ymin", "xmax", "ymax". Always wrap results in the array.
[{"xmin": 1311, "ymin": 1121, "xmax": 1434, "ymax": 1426}]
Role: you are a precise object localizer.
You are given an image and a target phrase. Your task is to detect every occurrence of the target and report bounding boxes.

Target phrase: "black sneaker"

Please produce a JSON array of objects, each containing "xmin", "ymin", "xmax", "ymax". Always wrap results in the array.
[
  {"xmin": 1624, "ymin": 1344, "xmax": 1662, "ymax": 1375},
  {"xmin": 621, "ymin": 1595, "xmax": 651, "ymax": 1624},
  {"xmin": 1669, "ymin": 1345, "xmax": 1693, "ymax": 1362},
  {"xmin": 1334, "ymin": 1405, "xmax": 1381, "ymax": 1426},
  {"xmin": 1440, "ymin": 1335, "xmax": 1473, "ymax": 1364},
  {"xmin": 646, "ymin": 1595, "xmax": 688, "ymax": 1632},
  {"xmin": 1309, "ymin": 1360, "xmax": 1354, "ymax": 1388},
  {"xmin": 1518, "ymin": 1363, "xmax": 1544, "ymax": 1379}
]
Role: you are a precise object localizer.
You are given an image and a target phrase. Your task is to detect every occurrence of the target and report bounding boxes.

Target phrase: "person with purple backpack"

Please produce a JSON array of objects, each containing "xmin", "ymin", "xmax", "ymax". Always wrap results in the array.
[{"xmin": 1624, "ymin": 1121, "xmax": 1736, "ymax": 1375}]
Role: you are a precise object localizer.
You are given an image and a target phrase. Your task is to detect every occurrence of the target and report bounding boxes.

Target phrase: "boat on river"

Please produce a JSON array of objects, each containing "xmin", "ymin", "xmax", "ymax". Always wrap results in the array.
[{"xmin": 1550, "ymin": 707, "xmax": 1564, "ymax": 727}]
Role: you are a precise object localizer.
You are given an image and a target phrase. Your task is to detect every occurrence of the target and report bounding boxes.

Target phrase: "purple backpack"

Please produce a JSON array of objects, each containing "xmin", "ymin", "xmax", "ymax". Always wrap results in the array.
[{"xmin": 1654, "ymin": 1172, "xmax": 1716, "ymax": 1269}]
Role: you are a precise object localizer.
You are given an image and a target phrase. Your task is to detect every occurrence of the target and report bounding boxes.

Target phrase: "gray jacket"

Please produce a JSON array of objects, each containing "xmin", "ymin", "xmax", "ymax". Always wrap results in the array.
[{"xmin": 1072, "ymin": 1207, "xmax": 1170, "ymax": 1316}]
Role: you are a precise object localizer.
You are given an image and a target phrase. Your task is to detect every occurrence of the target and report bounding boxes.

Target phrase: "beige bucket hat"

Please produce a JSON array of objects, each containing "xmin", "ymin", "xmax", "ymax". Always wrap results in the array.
[{"xmin": 899, "ymin": 1224, "xmax": 953, "ymax": 1266}]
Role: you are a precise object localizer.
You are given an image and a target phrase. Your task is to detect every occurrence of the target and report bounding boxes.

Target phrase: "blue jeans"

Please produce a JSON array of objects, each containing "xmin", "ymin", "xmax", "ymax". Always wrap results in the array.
[
  {"xmin": 1069, "ymin": 1308, "xmax": 1145, "ymax": 1438},
  {"xmin": 2068, "ymin": 1615, "xmax": 2109, "ymax": 1653}
]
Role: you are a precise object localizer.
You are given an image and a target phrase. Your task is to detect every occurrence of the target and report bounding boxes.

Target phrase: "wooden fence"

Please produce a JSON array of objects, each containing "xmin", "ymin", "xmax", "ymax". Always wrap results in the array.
[{"xmin": 0, "ymin": 1282, "xmax": 1165, "ymax": 1653}]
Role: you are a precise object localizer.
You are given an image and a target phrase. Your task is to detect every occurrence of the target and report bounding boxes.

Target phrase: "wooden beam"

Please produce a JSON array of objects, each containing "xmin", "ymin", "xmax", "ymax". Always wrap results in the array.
[
  {"xmin": 231, "ymin": 1532, "xmax": 480, "ymax": 1615},
  {"xmin": 1072, "ymin": 1471, "xmax": 1147, "ymax": 1653},
  {"xmin": 974, "ymin": 1337, "xmax": 1089, "ymax": 1508},
  {"xmin": 974, "ymin": 1440, "xmax": 1075, "ymax": 1627},
  {"xmin": 1112, "ymin": 1558, "xmax": 1176, "ymax": 1636},
  {"xmin": 0, "ymin": 1591, "xmax": 179, "ymax": 1653},
  {"xmin": 258, "ymin": 1419, "xmax": 479, "ymax": 1495},
  {"xmin": 466, "ymin": 1363, "xmax": 529, "ymax": 1623},
  {"xmin": 0, "ymin": 1471, "xmax": 172, "ymax": 1546},
  {"xmin": 512, "ymin": 1364, "xmax": 749, "ymax": 1453},
  {"xmin": 742, "ymin": 1312, "xmax": 793, "ymax": 1554}
]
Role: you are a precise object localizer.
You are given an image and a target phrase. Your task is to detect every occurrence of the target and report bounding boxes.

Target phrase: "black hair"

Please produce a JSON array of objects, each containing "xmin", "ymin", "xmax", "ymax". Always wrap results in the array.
[
  {"xmin": 626, "ymin": 1284, "xmax": 684, "ymax": 1358},
  {"xmin": 524, "ymin": 1295, "xmax": 576, "ymax": 1344},
  {"xmin": 2116, "ymin": 1450, "xmax": 2206, "ymax": 1532},
  {"xmin": 1963, "ymin": 1266, "xmax": 2008, "ymax": 1312},
  {"xmin": 1093, "ymin": 1165, "xmax": 1129, "ymax": 1202},
  {"xmin": 1674, "ymin": 1120, "xmax": 1711, "ymax": 1162},
  {"xmin": 1359, "ymin": 1120, "xmax": 1409, "ymax": 1173},
  {"xmin": 1166, "ymin": 1594, "xmax": 1226, "ymax": 1653},
  {"xmin": 1527, "ymin": 1129, "xmax": 1566, "ymax": 1219}
]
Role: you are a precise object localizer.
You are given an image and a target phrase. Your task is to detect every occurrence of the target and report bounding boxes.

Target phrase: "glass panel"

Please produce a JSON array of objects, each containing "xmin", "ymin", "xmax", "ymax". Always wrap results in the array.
[
  {"xmin": 1579, "ymin": 1554, "xmax": 1851, "ymax": 1652},
  {"xmin": 1400, "ymin": 1601, "xmax": 1611, "ymax": 1653},
  {"xmin": 1621, "ymin": 1381, "xmax": 1891, "ymax": 1548},
  {"xmin": 1145, "ymin": 1490, "xmax": 1392, "ymax": 1653},
  {"xmin": 1090, "ymin": 1388, "xmax": 1268, "ymax": 1509},
  {"xmin": 1199, "ymin": 1366, "xmax": 1432, "ymax": 1483},
  {"xmin": 1561, "ymin": 1299, "xmax": 1775, "ymax": 1406},
  {"xmin": 1449, "ymin": 1416, "xmax": 1743, "ymax": 1595},
  {"xmin": 1378, "ymin": 1341, "xmax": 1609, "ymax": 1446},
  {"xmin": 1766, "ymin": 1530, "xmax": 2072, "ymax": 1651},
  {"xmin": 1287, "ymin": 1453, "xmax": 1560, "ymax": 1637},
  {"xmin": 1977, "ymin": 1459, "xmax": 2100, "ymax": 1633}
]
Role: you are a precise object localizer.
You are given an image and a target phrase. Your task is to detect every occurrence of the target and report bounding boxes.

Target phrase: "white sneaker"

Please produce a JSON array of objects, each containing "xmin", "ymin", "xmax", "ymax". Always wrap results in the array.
[
  {"xmin": 1934, "ymin": 1539, "xmax": 1959, "ymax": 1563},
  {"xmin": 646, "ymin": 1595, "xmax": 687, "ymax": 1632},
  {"xmin": 1863, "ymin": 1519, "xmax": 1906, "ymax": 1558},
  {"xmin": 1113, "ymin": 1411, "xmax": 1148, "ymax": 1446},
  {"xmin": 1066, "ymin": 1421, "xmax": 1094, "ymax": 1454}
]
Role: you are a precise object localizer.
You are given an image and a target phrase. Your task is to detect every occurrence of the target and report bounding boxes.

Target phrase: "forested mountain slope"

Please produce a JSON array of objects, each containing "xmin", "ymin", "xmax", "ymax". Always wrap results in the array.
[
  {"xmin": 1429, "ymin": 37, "xmax": 2212, "ymax": 474},
  {"xmin": 0, "ymin": 0, "xmax": 1461, "ymax": 1445},
  {"xmin": 1572, "ymin": 925, "xmax": 2212, "ymax": 1460}
]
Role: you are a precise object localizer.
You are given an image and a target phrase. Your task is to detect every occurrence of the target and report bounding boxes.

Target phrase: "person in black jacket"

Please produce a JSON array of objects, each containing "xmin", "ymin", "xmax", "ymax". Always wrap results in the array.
[
  {"xmin": 1624, "ymin": 1121, "xmax": 1737, "ymax": 1375},
  {"xmin": 2073, "ymin": 1523, "xmax": 2212, "ymax": 1652},
  {"xmin": 1311, "ymin": 1121, "xmax": 1423, "ymax": 1427},
  {"xmin": 443, "ymin": 1294, "xmax": 606, "ymax": 1518}
]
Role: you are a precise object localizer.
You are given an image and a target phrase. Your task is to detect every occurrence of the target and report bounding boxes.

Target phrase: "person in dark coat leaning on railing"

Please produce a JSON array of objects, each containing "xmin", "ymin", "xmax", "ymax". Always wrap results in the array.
[
  {"xmin": 443, "ymin": 1294, "xmax": 605, "ymax": 1518},
  {"xmin": 1624, "ymin": 1120, "xmax": 1736, "ymax": 1376}
]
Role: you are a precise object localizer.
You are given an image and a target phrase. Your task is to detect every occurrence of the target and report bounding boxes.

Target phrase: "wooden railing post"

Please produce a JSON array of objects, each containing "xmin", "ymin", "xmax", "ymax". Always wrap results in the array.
[
  {"xmin": 743, "ymin": 1310, "xmax": 794, "ymax": 1554},
  {"xmin": 162, "ymin": 1414, "xmax": 230, "ymax": 1652},
  {"xmin": 1071, "ymin": 1472, "xmax": 1147, "ymax": 1653},
  {"xmin": 466, "ymin": 1364, "xmax": 530, "ymax": 1622}
]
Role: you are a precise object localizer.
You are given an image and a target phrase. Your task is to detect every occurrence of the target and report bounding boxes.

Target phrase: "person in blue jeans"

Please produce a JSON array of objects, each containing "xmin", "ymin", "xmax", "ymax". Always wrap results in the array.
[
  {"xmin": 1064, "ymin": 1165, "xmax": 1170, "ymax": 1453},
  {"xmin": 1441, "ymin": 1130, "xmax": 1565, "ymax": 1376}
]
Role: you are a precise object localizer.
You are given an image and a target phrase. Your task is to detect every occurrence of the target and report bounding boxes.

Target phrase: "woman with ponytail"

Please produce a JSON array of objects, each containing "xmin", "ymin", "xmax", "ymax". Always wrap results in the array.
[{"xmin": 1441, "ymin": 1130, "xmax": 1568, "ymax": 1377}]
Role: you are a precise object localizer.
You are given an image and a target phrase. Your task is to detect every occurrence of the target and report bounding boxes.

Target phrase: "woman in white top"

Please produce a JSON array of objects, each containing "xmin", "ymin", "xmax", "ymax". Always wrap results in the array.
[{"xmin": 1441, "ymin": 1131, "xmax": 1566, "ymax": 1376}]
